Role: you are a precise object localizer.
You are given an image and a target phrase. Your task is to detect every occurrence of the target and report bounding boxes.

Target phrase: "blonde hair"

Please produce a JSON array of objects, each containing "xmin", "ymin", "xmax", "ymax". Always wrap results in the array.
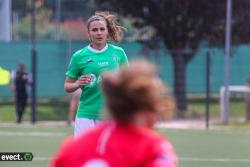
[
  {"xmin": 101, "ymin": 60, "xmax": 174, "ymax": 123},
  {"xmin": 87, "ymin": 11, "xmax": 125, "ymax": 42}
]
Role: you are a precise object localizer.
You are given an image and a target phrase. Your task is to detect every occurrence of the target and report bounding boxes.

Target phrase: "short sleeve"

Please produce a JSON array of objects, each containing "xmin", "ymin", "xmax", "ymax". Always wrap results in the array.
[
  {"xmin": 146, "ymin": 140, "xmax": 178, "ymax": 167},
  {"xmin": 66, "ymin": 53, "xmax": 79, "ymax": 79},
  {"xmin": 119, "ymin": 48, "xmax": 128, "ymax": 65}
]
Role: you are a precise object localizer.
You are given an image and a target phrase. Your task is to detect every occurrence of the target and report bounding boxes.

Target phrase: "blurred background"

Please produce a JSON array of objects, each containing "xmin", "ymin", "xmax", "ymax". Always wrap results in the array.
[
  {"xmin": 1, "ymin": 0, "xmax": 250, "ymax": 125},
  {"xmin": 2, "ymin": 2, "xmax": 250, "ymax": 167}
]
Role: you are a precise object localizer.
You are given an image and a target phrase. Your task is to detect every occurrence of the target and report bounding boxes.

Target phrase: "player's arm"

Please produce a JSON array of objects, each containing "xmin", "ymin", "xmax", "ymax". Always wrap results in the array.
[
  {"xmin": 64, "ymin": 77, "xmax": 80, "ymax": 93},
  {"xmin": 65, "ymin": 51, "xmax": 81, "ymax": 93},
  {"xmin": 10, "ymin": 71, "xmax": 16, "ymax": 92},
  {"xmin": 27, "ymin": 73, "xmax": 33, "ymax": 86},
  {"xmin": 64, "ymin": 75, "xmax": 91, "ymax": 93}
]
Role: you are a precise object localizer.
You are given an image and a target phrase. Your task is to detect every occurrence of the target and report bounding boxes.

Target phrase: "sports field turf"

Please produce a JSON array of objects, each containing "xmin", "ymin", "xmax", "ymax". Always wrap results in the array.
[{"xmin": 0, "ymin": 122, "xmax": 250, "ymax": 167}]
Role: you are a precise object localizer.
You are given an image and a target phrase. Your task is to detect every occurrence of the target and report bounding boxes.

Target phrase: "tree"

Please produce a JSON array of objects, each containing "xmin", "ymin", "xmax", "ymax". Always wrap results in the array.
[
  {"xmin": 12, "ymin": 0, "xmax": 97, "ymax": 40},
  {"xmin": 95, "ymin": 0, "xmax": 250, "ymax": 114}
]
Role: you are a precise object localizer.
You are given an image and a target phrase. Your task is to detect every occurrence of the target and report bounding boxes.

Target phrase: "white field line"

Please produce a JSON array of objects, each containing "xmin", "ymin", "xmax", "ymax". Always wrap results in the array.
[
  {"xmin": 0, "ymin": 131, "xmax": 66, "ymax": 137},
  {"xmin": 33, "ymin": 157, "xmax": 53, "ymax": 161},
  {"xmin": 32, "ymin": 157, "xmax": 250, "ymax": 163},
  {"xmin": 179, "ymin": 157, "xmax": 250, "ymax": 163}
]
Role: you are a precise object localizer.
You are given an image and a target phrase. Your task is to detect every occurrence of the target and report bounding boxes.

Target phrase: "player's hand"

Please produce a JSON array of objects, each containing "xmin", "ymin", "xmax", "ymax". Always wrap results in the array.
[{"xmin": 77, "ymin": 74, "xmax": 91, "ymax": 88}]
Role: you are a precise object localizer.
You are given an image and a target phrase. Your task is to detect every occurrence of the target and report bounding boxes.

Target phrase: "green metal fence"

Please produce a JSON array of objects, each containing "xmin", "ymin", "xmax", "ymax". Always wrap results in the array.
[{"xmin": 1, "ymin": 41, "xmax": 250, "ymax": 98}]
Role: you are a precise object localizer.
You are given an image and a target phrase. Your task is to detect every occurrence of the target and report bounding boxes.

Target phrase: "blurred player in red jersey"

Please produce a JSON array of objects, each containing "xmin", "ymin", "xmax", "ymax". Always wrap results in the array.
[{"xmin": 51, "ymin": 60, "xmax": 178, "ymax": 167}]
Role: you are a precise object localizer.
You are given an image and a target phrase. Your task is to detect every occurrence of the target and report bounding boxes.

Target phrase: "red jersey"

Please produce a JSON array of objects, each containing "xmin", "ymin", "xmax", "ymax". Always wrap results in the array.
[{"xmin": 52, "ymin": 121, "xmax": 178, "ymax": 167}]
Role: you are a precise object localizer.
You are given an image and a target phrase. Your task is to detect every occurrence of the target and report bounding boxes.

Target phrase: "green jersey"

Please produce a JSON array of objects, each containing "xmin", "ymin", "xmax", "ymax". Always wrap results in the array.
[{"xmin": 66, "ymin": 44, "xmax": 128, "ymax": 119}]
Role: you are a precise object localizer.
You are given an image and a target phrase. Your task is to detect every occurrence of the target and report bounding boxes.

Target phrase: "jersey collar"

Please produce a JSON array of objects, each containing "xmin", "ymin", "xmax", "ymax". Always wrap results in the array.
[{"xmin": 87, "ymin": 44, "xmax": 108, "ymax": 53}]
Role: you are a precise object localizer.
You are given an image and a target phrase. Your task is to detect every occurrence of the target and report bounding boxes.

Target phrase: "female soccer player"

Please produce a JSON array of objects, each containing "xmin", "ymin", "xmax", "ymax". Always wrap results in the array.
[
  {"xmin": 64, "ymin": 11, "xmax": 128, "ymax": 136},
  {"xmin": 53, "ymin": 60, "xmax": 178, "ymax": 167}
]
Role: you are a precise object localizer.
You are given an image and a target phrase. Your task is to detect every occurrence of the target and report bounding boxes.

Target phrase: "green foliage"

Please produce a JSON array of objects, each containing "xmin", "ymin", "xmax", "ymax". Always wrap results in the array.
[
  {"xmin": 96, "ymin": 0, "xmax": 250, "ymax": 112},
  {"xmin": 12, "ymin": 7, "xmax": 69, "ymax": 40},
  {"xmin": 120, "ymin": 16, "xmax": 156, "ymax": 42},
  {"xmin": 188, "ymin": 97, "xmax": 246, "ymax": 119},
  {"xmin": 0, "ymin": 97, "xmax": 248, "ymax": 122},
  {"xmin": 0, "ymin": 99, "xmax": 68, "ymax": 122}
]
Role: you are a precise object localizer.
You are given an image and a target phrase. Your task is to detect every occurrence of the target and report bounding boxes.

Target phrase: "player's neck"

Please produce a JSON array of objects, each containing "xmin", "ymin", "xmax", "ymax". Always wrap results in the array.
[
  {"xmin": 132, "ymin": 112, "xmax": 155, "ymax": 129},
  {"xmin": 90, "ymin": 43, "xmax": 107, "ymax": 50}
]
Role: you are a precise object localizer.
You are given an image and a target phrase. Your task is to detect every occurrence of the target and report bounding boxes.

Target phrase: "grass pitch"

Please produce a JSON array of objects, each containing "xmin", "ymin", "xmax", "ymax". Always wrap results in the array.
[{"xmin": 0, "ymin": 122, "xmax": 250, "ymax": 167}]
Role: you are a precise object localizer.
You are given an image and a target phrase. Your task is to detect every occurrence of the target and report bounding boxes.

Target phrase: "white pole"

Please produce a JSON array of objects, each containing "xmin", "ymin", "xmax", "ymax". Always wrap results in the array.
[
  {"xmin": 223, "ymin": 0, "xmax": 233, "ymax": 124},
  {"xmin": 55, "ymin": 0, "xmax": 61, "ymax": 41},
  {"xmin": 0, "ymin": 0, "xmax": 11, "ymax": 41}
]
